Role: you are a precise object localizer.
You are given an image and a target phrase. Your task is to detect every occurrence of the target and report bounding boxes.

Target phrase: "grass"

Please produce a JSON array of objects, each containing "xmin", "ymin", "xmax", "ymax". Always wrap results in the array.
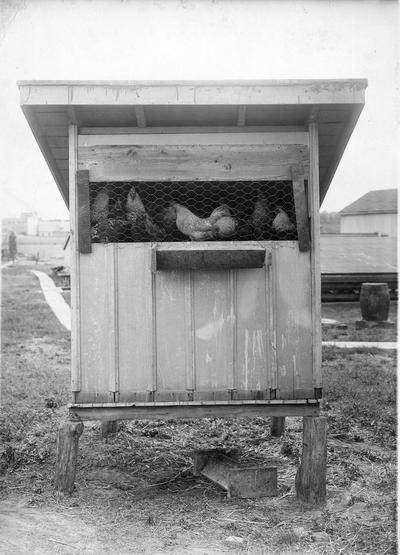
[
  {"xmin": 322, "ymin": 301, "xmax": 397, "ymax": 342},
  {"xmin": 0, "ymin": 264, "xmax": 397, "ymax": 554}
]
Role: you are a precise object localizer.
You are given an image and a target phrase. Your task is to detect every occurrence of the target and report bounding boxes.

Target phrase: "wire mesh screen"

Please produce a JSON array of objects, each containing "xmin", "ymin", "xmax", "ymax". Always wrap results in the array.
[{"xmin": 90, "ymin": 181, "xmax": 298, "ymax": 243}]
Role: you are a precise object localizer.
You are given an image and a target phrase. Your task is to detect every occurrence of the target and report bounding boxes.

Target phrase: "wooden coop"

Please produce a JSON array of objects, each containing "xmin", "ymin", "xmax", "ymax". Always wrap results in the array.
[{"xmin": 19, "ymin": 79, "xmax": 367, "ymax": 501}]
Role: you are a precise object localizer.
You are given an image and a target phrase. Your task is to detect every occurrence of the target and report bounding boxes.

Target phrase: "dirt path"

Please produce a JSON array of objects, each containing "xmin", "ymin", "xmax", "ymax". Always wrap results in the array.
[
  {"xmin": 30, "ymin": 270, "xmax": 71, "ymax": 331},
  {"xmin": 0, "ymin": 498, "xmax": 106, "ymax": 555}
]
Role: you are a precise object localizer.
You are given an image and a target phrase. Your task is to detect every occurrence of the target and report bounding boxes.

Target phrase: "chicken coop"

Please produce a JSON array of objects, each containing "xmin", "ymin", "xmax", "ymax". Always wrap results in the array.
[{"xmin": 19, "ymin": 79, "xmax": 367, "ymax": 500}]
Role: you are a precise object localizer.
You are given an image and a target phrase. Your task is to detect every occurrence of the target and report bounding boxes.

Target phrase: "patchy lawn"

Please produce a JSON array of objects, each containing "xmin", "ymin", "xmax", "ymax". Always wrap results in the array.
[
  {"xmin": 0, "ymin": 265, "xmax": 397, "ymax": 554},
  {"xmin": 322, "ymin": 301, "xmax": 397, "ymax": 342}
]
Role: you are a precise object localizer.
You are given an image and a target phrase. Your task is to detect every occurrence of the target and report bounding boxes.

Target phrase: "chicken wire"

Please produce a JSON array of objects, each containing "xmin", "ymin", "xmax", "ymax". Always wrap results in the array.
[{"xmin": 90, "ymin": 181, "xmax": 298, "ymax": 243}]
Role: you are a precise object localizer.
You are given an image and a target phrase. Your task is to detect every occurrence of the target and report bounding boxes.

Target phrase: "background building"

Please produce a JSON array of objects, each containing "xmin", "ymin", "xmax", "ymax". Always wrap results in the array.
[{"xmin": 340, "ymin": 189, "xmax": 397, "ymax": 237}]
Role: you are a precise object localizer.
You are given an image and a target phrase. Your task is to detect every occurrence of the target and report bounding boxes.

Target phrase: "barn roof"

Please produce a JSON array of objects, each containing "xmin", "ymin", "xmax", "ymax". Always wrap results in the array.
[
  {"xmin": 320, "ymin": 234, "xmax": 397, "ymax": 273},
  {"xmin": 18, "ymin": 79, "xmax": 367, "ymax": 208},
  {"xmin": 340, "ymin": 189, "xmax": 398, "ymax": 215}
]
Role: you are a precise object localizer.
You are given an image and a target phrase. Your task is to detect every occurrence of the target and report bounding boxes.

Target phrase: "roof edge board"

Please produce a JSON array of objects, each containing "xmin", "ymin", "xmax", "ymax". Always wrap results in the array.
[
  {"xmin": 17, "ymin": 78, "xmax": 369, "ymax": 87},
  {"xmin": 21, "ymin": 106, "xmax": 69, "ymax": 208},
  {"xmin": 19, "ymin": 80, "xmax": 367, "ymax": 107},
  {"xmin": 319, "ymin": 104, "xmax": 364, "ymax": 204}
]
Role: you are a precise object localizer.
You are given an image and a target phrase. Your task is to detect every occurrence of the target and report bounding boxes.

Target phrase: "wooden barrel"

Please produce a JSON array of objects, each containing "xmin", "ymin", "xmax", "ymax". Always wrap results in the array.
[{"xmin": 360, "ymin": 283, "xmax": 390, "ymax": 321}]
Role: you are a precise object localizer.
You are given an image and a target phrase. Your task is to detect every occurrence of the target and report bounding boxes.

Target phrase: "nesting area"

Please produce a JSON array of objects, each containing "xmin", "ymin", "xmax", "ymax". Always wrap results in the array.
[{"xmin": 89, "ymin": 180, "xmax": 298, "ymax": 243}]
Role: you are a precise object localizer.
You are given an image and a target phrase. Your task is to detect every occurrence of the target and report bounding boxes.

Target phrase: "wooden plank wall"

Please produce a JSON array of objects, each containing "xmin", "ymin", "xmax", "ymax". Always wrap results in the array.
[
  {"xmin": 77, "ymin": 132, "xmax": 309, "ymax": 182},
  {"xmin": 78, "ymin": 144, "xmax": 309, "ymax": 182},
  {"xmin": 74, "ymin": 131, "xmax": 313, "ymax": 402},
  {"xmin": 76, "ymin": 242, "xmax": 313, "ymax": 402}
]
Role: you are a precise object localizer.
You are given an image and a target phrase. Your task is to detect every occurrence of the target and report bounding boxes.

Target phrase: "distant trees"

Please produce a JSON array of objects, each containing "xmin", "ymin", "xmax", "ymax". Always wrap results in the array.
[
  {"xmin": 320, "ymin": 211, "xmax": 340, "ymax": 234},
  {"xmin": 8, "ymin": 231, "xmax": 17, "ymax": 262}
]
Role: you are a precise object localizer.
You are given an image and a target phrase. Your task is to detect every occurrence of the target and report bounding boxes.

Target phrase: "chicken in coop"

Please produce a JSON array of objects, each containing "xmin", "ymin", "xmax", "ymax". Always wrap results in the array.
[
  {"xmin": 209, "ymin": 204, "xmax": 232, "ymax": 224},
  {"xmin": 252, "ymin": 193, "xmax": 274, "ymax": 239},
  {"xmin": 166, "ymin": 203, "xmax": 237, "ymax": 241},
  {"xmin": 126, "ymin": 186, "xmax": 166, "ymax": 241},
  {"xmin": 91, "ymin": 187, "xmax": 111, "ymax": 242},
  {"xmin": 272, "ymin": 207, "xmax": 296, "ymax": 235}
]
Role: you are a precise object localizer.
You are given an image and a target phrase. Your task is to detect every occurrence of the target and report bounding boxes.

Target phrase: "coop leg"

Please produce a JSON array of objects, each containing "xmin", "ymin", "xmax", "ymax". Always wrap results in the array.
[
  {"xmin": 101, "ymin": 420, "xmax": 118, "ymax": 439},
  {"xmin": 55, "ymin": 419, "xmax": 84, "ymax": 494},
  {"xmin": 270, "ymin": 417, "xmax": 285, "ymax": 437},
  {"xmin": 295, "ymin": 416, "xmax": 327, "ymax": 505}
]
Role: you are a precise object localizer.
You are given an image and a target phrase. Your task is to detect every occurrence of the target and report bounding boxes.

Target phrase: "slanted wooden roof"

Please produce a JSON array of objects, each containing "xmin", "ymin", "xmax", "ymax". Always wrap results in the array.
[
  {"xmin": 18, "ymin": 79, "xmax": 367, "ymax": 208},
  {"xmin": 340, "ymin": 189, "xmax": 397, "ymax": 215}
]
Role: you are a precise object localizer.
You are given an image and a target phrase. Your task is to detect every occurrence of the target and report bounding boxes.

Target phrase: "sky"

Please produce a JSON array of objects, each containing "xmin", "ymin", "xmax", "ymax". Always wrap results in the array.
[{"xmin": 0, "ymin": 0, "xmax": 398, "ymax": 220}]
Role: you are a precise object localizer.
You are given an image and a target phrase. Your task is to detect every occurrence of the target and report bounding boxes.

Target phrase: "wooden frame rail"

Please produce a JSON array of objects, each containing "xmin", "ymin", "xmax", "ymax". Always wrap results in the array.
[{"xmin": 68, "ymin": 400, "xmax": 320, "ymax": 420}]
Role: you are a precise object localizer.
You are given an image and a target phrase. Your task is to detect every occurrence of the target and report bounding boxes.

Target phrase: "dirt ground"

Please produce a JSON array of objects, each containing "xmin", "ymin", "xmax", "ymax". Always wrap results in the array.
[{"xmin": 0, "ymin": 264, "xmax": 397, "ymax": 554}]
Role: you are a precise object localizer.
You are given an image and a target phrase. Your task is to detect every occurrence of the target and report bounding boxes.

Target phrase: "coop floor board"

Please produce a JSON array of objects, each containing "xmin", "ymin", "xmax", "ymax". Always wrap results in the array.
[{"xmin": 68, "ymin": 400, "xmax": 320, "ymax": 421}]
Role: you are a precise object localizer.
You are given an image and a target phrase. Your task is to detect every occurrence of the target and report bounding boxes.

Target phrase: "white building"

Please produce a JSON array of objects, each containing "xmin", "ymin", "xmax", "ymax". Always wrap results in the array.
[{"xmin": 340, "ymin": 189, "xmax": 397, "ymax": 237}]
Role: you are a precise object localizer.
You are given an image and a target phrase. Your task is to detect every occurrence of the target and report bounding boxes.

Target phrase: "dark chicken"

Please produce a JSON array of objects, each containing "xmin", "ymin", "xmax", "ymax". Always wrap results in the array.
[
  {"xmin": 91, "ymin": 187, "xmax": 112, "ymax": 242},
  {"xmin": 252, "ymin": 193, "xmax": 274, "ymax": 240}
]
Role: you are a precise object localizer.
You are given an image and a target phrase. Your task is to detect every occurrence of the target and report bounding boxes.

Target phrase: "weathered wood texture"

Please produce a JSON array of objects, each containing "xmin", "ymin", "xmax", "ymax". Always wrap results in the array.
[
  {"xmin": 76, "ymin": 170, "xmax": 91, "ymax": 254},
  {"xmin": 273, "ymin": 245, "xmax": 313, "ymax": 399},
  {"xmin": 270, "ymin": 416, "xmax": 285, "ymax": 437},
  {"xmin": 79, "ymin": 245, "xmax": 118, "ymax": 400},
  {"xmin": 19, "ymin": 79, "xmax": 367, "ymax": 106},
  {"xmin": 78, "ymin": 143, "xmax": 309, "ymax": 181},
  {"xmin": 359, "ymin": 283, "xmax": 390, "ymax": 321},
  {"xmin": 80, "ymin": 126, "xmax": 307, "ymax": 135},
  {"xmin": 74, "ymin": 242, "xmax": 313, "ymax": 403},
  {"xmin": 69, "ymin": 402, "xmax": 320, "ymax": 421},
  {"xmin": 295, "ymin": 417, "xmax": 327, "ymax": 505},
  {"xmin": 292, "ymin": 165, "xmax": 310, "ymax": 252},
  {"xmin": 55, "ymin": 420, "xmax": 84, "ymax": 493},
  {"xmin": 155, "ymin": 246, "xmax": 266, "ymax": 271},
  {"xmin": 100, "ymin": 420, "xmax": 118, "ymax": 438},
  {"xmin": 77, "ymin": 131, "xmax": 309, "ymax": 146},
  {"xmin": 197, "ymin": 450, "xmax": 277, "ymax": 498},
  {"xmin": 309, "ymin": 120, "xmax": 322, "ymax": 389},
  {"xmin": 69, "ymin": 124, "xmax": 81, "ymax": 394}
]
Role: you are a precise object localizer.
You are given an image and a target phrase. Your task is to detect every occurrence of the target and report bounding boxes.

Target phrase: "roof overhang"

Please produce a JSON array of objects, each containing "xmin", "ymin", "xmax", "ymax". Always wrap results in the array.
[{"xmin": 18, "ymin": 79, "xmax": 367, "ymax": 209}]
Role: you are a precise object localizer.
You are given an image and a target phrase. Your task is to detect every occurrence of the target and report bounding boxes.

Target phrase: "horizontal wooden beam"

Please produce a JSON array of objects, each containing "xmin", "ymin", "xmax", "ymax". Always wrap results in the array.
[
  {"xmin": 78, "ymin": 131, "xmax": 309, "ymax": 147},
  {"xmin": 78, "ymin": 143, "xmax": 309, "ymax": 182},
  {"xmin": 155, "ymin": 246, "xmax": 266, "ymax": 271},
  {"xmin": 79, "ymin": 125, "xmax": 308, "ymax": 135},
  {"xmin": 19, "ymin": 80, "xmax": 367, "ymax": 106},
  {"xmin": 69, "ymin": 401, "xmax": 320, "ymax": 421}
]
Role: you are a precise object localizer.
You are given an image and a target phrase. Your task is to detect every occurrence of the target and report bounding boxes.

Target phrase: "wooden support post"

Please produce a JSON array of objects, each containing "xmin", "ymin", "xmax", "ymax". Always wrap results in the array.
[
  {"xmin": 295, "ymin": 416, "xmax": 327, "ymax": 505},
  {"xmin": 101, "ymin": 420, "xmax": 118, "ymax": 439},
  {"xmin": 270, "ymin": 416, "xmax": 285, "ymax": 437},
  {"xmin": 55, "ymin": 420, "xmax": 84, "ymax": 494}
]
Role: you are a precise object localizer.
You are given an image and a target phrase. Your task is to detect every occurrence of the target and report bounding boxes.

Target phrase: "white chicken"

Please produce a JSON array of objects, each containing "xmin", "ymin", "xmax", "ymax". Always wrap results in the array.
[
  {"xmin": 165, "ymin": 203, "xmax": 237, "ymax": 241},
  {"xmin": 272, "ymin": 207, "xmax": 296, "ymax": 234}
]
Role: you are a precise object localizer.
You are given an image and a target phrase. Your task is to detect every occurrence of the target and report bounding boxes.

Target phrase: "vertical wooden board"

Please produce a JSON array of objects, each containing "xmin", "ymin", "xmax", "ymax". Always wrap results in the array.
[
  {"xmin": 69, "ymin": 124, "xmax": 80, "ymax": 394},
  {"xmin": 76, "ymin": 170, "xmax": 91, "ymax": 254},
  {"xmin": 154, "ymin": 270, "xmax": 189, "ymax": 391},
  {"xmin": 79, "ymin": 245, "xmax": 113, "ymax": 396},
  {"xmin": 235, "ymin": 268, "xmax": 269, "ymax": 391},
  {"xmin": 292, "ymin": 165, "xmax": 310, "ymax": 252},
  {"xmin": 274, "ymin": 245, "xmax": 313, "ymax": 398},
  {"xmin": 309, "ymin": 120, "xmax": 322, "ymax": 389},
  {"xmin": 117, "ymin": 244, "xmax": 154, "ymax": 393},
  {"xmin": 193, "ymin": 271, "xmax": 234, "ymax": 390}
]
